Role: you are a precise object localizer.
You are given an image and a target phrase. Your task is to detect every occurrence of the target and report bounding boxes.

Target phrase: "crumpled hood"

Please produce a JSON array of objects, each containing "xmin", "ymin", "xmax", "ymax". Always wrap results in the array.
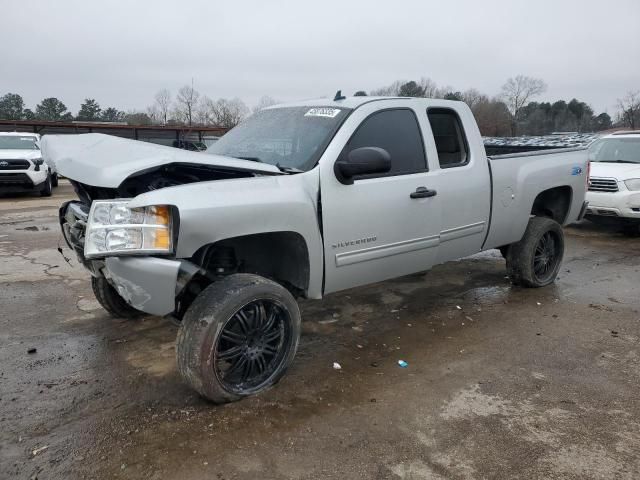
[
  {"xmin": 0, "ymin": 149, "xmax": 41, "ymax": 161},
  {"xmin": 40, "ymin": 133, "xmax": 282, "ymax": 188},
  {"xmin": 590, "ymin": 161, "xmax": 640, "ymax": 180}
]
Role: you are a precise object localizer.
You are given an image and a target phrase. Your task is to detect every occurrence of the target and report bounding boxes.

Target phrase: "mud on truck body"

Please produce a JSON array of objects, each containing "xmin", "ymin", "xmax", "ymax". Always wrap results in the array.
[{"xmin": 47, "ymin": 96, "xmax": 589, "ymax": 403}]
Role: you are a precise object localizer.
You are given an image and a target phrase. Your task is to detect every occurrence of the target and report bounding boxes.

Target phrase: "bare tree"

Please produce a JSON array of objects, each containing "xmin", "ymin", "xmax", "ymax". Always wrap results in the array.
[
  {"xmin": 154, "ymin": 89, "xmax": 172, "ymax": 125},
  {"xmin": 418, "ymin": 77, "xmax": 439, "ymax": 98},
  {"xmin": 501, "ymin": 75, "xmax": 547, "ymax": 135},
  {"xmin": 617, "ymin": 90, "xmax": 640, "ymax": 130},
  {"xmin": 461, "ymin": 88, "xmax": 487, "ymax": 109},
  {"xmin": 472, "ymin": 97, "xmax": 512, "ymax": 137},
  {"xmin": 371, "ymin": 77, "xmax": 442, "ymax": 98},
  {"xmin": 194, "ymin": 96, "xmax": 216, "ymax": 125},
  {"xmin": 370, "ymin": 80, "xmax": 405, "ymax": 96},
  {"xmin": 146, "ymin": 105, "xmax": 160, "ymax": 124},
  {"xmin": 252, "ymin": 95, "xmax": 279, "ymax": 113},
  {"xmin": 175, "ymin": 83, "xmax": 200, "ymax": 126},
  {"xmin": 210, "ymin": 98, "xmax": 249, "ymax": 128}
]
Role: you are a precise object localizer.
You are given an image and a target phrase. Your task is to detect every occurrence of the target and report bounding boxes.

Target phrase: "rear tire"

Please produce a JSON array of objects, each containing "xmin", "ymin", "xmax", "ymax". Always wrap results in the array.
[
  {"xmin": 40, "ymin": 173, "xmax": 52, "ymax": 197},
  {"xmin": 177, "ymin": 274, "xmax": 301, "ymax": 404},
  {"xmin": 506, "ymin": 216, "xmax": 564, "ymax": 287},
  {"xmin": 51, "ymin": 173, "xmax": 59, "ymax": 187},
  {"xmin": 91, "ymin": 276, "xmax": 143, "ymax": 319}
]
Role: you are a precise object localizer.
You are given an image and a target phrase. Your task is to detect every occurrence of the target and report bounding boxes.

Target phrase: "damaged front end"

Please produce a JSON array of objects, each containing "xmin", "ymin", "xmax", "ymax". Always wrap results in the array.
[
  {"xmin": 59, "ymin": 193, "xmax": 213, "ymax": 317},
  {"xmin": 51, "ymin": 134, "xmax": 282, "ymax": 318},
  {"xmin": 59, "ymin": 200, "xmax": 91, "ymax": 268}
]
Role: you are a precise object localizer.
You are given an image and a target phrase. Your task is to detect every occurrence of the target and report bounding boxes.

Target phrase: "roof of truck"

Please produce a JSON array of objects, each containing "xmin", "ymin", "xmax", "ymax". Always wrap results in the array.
[{"xmin": 268, "ymin": 95, "xmax": 463, "ymax": 110}]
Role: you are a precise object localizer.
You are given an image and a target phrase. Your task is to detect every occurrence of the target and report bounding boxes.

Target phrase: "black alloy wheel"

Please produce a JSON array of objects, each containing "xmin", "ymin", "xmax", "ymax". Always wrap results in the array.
[
  {"xmin": 214, "ymin": 299, "xmax": 292, "ymax": 394},
  {"xmin": 177, "ymin": 274, "xmax": 302, "ymax": 404},
  {"xmin": 506, "ymin": 216, "xmax": 565, "ymax": 288},
  {"xmin": 532, "ymin": 230, "xmax": 561, "ymax": 284}
]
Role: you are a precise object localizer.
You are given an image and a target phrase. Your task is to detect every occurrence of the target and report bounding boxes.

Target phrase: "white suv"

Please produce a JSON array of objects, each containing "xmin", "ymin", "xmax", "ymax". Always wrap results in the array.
[
  {"xmin": 586, "ymin": 131, "xmax": 640, "ymax": 235},
  {"xmin": 0, "ymin": 132, "xmax": 57, "ymax": 196}
]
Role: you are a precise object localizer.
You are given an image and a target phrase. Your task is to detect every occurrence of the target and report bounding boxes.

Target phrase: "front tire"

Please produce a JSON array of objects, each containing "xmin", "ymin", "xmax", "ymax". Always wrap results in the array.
[
  {"xmin": 506, "ymin": 216, "xmax": 564, "ymax": 287},
  {"xmin": 177, "ymin": 274, "xmax": 301, "ymax": 404},
  {"xmin": 91, "ymin": 276, "xmax": 143, "ymax": 319},
  {"xmin": 51, "ymin": 172, "xmax": 59, "ymax": 187}
]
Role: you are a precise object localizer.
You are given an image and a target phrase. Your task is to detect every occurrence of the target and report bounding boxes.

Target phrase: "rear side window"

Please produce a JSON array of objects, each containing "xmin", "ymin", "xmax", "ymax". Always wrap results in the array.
[
  {"xmin": 427, "ymin": 108, "xmax": 469, "ymax": 168},
  {"xmin": 343, "ymin": 108, "xmax": 427, "ymax": 177}
]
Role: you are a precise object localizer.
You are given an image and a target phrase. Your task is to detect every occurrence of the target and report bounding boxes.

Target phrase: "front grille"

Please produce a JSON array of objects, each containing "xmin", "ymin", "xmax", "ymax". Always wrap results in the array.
[
  {"xmin": 0, "ymin": 172, "xmax": 33, "ymax": 185},
  {"xmin": 0, "ymin": 159, "xmax": 30, "ymax": 170},
  {"xmin": 588, "ymin": 177, "xmax": 618, "ymax": 192},
  {"xmin": 60, "ymin": 201, "xmax": 89, "ymax": 256}
]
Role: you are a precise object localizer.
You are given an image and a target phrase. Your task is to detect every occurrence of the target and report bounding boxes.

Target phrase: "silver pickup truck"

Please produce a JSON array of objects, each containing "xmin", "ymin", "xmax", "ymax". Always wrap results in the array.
[{"xmin": 47, "ymin": 95, "xmax": 589, "ymax": 403}]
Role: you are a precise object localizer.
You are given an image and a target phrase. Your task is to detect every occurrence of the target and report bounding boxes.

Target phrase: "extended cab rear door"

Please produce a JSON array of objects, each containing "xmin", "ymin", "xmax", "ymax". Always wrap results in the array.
[
  {"xmin": 319, "ymin": 100, "xmax": 442, "ymax": 294},
  {"xmin": 424, "ymin": 104, "xmax": 491, "ymax": 264}
]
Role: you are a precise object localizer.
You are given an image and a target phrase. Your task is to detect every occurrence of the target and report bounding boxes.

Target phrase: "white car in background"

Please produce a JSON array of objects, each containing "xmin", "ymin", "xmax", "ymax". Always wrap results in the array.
[
  {"xmin": 586, "ymin": 131, "xmax": 640, "ymax": 235},
  {"xmin": 0, "ymin": 132, "xmax": 57, "ymax": 196}
]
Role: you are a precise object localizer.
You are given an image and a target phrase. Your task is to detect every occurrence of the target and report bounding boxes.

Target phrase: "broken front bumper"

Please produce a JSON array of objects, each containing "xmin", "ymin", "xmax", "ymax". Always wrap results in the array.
[
  {"xmin": 103, "ymin": 257, "xmax": 183, "ymax": 316},
  {"xmin": 60, "ymin": 200, "xmax": 199, "ymax": 317}
]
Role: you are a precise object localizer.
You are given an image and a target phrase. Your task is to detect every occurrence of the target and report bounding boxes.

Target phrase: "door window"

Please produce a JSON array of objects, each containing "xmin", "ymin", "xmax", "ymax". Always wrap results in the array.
[
  {"xmin": 343, "ymin": 108, "xmax": 427, "ymax": 178},
  {"xmin": 427, "ymin": 108, "xmax": 469, "ymax": 168}
]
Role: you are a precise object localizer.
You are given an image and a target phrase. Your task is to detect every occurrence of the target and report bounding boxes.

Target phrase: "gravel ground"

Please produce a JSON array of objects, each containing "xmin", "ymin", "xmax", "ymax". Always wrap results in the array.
[{"xmin": 1, "ymin": 182, "xmax": 639, "ymax": 479}]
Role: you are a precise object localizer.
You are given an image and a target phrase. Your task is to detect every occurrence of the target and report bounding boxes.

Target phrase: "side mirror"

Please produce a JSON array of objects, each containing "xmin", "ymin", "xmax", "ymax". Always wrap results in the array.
[{"xmin": 334, "ymin": 147, "xmax": 391, "ymax": 185}]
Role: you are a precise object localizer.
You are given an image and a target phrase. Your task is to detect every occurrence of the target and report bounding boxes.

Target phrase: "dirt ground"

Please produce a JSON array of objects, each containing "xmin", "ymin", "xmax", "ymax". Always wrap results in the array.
[{"xmin": 1, "ymin": 181, "xmax": 639, "ymax": 480}]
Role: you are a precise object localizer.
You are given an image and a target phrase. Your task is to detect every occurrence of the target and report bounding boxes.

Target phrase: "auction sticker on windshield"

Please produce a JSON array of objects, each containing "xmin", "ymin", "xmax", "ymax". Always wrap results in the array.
[{"xmin": 304, "ymin": 108, "xmax": 341, "ymax": 118}]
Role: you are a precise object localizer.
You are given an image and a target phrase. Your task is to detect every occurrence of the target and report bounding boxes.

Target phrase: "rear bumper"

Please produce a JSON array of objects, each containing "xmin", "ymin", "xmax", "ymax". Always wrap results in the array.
[{"xmin": 585, "ymin": 190, "xmax": 640, "ymax": 219}]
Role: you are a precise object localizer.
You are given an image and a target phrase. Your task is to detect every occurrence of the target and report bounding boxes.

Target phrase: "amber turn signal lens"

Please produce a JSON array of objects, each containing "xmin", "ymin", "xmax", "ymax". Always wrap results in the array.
[
  {"xmin": 151, "ymin": 227, "xmax": 171, "ymax": 250},
  {"xmin": 146, "ymin": 205, "xmax": 171, "ymax": 226}
]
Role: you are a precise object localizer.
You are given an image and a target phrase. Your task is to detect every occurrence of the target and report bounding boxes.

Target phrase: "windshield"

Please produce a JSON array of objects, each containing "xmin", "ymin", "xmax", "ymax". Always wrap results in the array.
[
  {"xmin": 589, "ymin": 137, "xmax": 640, "ymax": 164},
  {"xmin": 206, "ymin": 106, "xmax": 350, "ymax": 171},
  {"xmin": 0, "ymin": 136, "xmax": 39, "ymax": 150}
]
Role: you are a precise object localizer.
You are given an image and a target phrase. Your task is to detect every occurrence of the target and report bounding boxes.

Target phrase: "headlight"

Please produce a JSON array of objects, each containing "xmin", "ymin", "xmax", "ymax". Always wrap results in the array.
[
  {"xmin": 32, "ymin": 158, "xmax": 44, "ymax": 171},
  {"xmin": 624, "ymin": 178, "xmax": 640, "ymax": 191},
  {"xmin": 85, "ymin": 200, "xmax": 174, "ymax": 258}
]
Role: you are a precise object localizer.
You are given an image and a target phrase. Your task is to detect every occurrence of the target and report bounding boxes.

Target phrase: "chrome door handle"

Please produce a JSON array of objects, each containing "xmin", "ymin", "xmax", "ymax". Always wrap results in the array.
[{"xmin": 410, "ymin": 187, "xmax": 437, "ymax": 199}]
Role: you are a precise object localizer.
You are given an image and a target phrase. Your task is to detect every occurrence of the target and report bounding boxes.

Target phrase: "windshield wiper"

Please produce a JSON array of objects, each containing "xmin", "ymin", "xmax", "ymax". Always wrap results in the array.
[
  {"xmin": 233, "ymin": 156, "xmax": 264, "ymax": 163},
  {"xmin": 230, "ymin": 156, "xmax": 302, "ymax": 173},
  {"xmin": 276, "ymin": 164, "xmax": 303, "ymax": 174}
]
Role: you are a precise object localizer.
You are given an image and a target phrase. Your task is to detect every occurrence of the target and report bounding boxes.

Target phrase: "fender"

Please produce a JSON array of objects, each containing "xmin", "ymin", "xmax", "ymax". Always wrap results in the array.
[{"xmin": 127, "ymin": 169, "xmax": 325, "ymax": 298}]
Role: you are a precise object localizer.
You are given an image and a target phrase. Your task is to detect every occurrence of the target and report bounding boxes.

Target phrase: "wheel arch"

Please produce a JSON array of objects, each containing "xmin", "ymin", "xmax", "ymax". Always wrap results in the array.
[
  {"xmin": 126, "ymin": 172, "xmax": 325, "ymax": 300},
  {"xmin": 191, "ymin": 230, "xmax": 311, "ymax": 294},
  {"xmin": 531, "ymin": 185, "xmax": 573, "ymax": 224}
]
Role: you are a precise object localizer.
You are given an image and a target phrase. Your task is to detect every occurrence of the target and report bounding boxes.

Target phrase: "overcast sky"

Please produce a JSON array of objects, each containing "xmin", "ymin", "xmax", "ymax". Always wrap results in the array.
[{"xmin": 3, "ymin": 0, "xmax": 639, "ymax": 115}]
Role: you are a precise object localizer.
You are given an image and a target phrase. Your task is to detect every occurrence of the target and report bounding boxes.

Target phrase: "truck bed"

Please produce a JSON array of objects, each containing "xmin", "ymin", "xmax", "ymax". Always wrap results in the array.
[
  {"xmin": 487, "ymin": 146, "xmax": 588, "ymax": 161},
  {"xmin": 483, "ymin": 147, "xmax": 589, "ymax": 250}
]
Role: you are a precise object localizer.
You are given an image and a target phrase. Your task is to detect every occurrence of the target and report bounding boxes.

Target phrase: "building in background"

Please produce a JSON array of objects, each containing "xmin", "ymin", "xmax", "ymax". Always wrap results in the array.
[{"xmin": 0, "ymin": 119, "xmax": 228, "ymax": 150}]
